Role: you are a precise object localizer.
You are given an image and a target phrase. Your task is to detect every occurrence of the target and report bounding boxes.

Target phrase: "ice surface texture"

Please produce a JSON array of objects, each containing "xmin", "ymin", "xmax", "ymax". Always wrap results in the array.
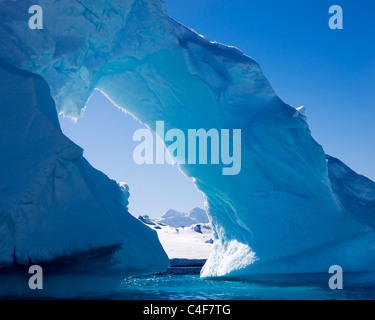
[
  {"xmin": 0, "ymin": 60, "xmax": 169, "ymax": 278},
  {"xmin": 1, "ymin": 0, "xmax": 375, "ymax": 280}
]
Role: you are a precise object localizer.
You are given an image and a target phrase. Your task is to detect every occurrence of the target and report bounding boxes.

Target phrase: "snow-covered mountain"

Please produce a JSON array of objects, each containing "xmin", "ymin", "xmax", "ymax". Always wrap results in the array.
[
  {"xmin": 154, "ymin": 208, "xmax": 209, "ymax": 228},
  {"xmin": 138, "ymin": 209, "xmax": 213, "ymax": 262}
]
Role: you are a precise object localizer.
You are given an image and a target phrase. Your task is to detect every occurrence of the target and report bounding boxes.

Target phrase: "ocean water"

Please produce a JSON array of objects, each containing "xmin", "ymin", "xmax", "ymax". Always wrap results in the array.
[
  {"xmin": 2, "ymin": 267, "xmax": 375, "ymax": 300},
  {"xmin": 103, "ymin": 267, "xmax": 375, "ymax": 300}
]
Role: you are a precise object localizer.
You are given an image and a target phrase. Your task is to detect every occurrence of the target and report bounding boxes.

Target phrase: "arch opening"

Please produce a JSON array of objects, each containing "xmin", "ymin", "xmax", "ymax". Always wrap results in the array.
[{"xmin": 59, "ymin": 90, "xmax": 214, "ymax": 264}]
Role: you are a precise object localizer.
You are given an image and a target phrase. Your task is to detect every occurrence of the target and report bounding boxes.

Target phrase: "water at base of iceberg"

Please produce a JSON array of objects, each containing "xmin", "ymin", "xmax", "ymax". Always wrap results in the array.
[
  {"xmin": 4, "ymin": 268, "xmax": 374, "ymax": 300},
  {"xmin": 118, "ymin": 270, "xmax": 375, "ymax": 300},
  {"xmin": 119, "ymin": 271, "xmax": 375, "ymax": 300}
]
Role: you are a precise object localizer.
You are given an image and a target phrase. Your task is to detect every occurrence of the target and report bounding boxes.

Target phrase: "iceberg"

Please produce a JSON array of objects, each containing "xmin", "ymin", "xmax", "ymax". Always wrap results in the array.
[
  {"xmin": 0, "ymin": 60, "xmax": 169, "ymax": 296},
  {"xmin": 1, "ymin": 0, "xmax": 375, "ymax": 284}
]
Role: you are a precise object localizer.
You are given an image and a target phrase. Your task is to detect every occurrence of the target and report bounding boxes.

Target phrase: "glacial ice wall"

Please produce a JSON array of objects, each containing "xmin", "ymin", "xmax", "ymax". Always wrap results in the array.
[
  {"xmin": 0, "ymin": 57, "xmax": 169, "ymax": 277},
  {"xmin": 1, "ymin": 0, "xmax": 375, "ymax": 280}
]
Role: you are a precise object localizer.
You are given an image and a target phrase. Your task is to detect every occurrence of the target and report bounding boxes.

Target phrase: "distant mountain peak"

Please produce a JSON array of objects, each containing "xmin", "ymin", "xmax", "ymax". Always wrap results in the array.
[
  {"xmin": 187, "ymin": 208, "xmax": 209, "ymax": 223},
  {"xmin": 154, "ymin": 208, "xmax": 208, "ymax": 228},
  {"xmin": 162, "ymin": 209, "xmax": 185, "ymax": 219}
]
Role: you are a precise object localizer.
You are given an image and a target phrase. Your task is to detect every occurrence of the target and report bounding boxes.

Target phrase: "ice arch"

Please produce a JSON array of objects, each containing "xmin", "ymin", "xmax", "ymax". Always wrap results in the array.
[{"xmin": 1, "ymin": 0, "xmax": 375, "ymax": 281}]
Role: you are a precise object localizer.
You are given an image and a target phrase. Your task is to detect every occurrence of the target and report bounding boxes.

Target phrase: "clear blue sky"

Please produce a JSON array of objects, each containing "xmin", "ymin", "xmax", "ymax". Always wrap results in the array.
[{"xmin": 60, "ymin": 0, "xmax": 375, "ymax": 217}]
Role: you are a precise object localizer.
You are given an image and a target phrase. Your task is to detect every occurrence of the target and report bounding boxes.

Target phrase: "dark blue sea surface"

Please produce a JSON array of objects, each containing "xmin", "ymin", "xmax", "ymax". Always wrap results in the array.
[
  {"xmin": 102, "ymin": 267, "xmax": 375, "ymax": 300},
  {"xmin": 2, "ymin": 267, "xmax": 375, "ymax": 300}
]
